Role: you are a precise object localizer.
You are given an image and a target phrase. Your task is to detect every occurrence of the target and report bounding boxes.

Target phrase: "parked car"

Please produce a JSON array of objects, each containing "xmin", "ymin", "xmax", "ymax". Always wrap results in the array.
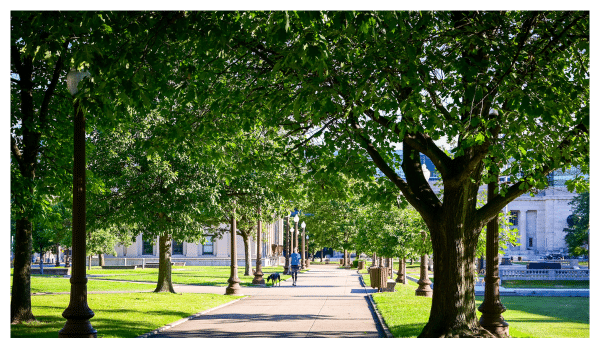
[{"xmin": 545, "ymin": 253, "xmax": 564, "ymax": 260}]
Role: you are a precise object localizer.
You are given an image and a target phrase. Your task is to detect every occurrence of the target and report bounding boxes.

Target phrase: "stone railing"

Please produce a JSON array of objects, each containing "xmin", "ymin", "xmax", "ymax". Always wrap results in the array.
[{"xmin": 499, "ymin": 269, "xmax": 589, "ymax": 281}]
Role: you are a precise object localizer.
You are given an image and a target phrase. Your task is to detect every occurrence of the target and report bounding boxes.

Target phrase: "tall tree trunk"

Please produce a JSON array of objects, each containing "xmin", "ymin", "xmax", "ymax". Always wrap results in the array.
[
  {"xmin": 40, "ymin": 257, "xmax": 44, "ymax": 275},
  {"xmin": 418, "ymin": 188, "xmax": 492, "ymax": 338},
  {"xmin": 154, "ymin": 234, "xmax": 175, "ymax": 293},
  {"xmin": 11, "ymin": 218, "xmax": 35, "ymax": 323},
  {"xmin": 99, "ymin": 254, "xmax": 105, "ymax": 267},
  {"xmin": 56, "ymin": 244, "xmax": 61, "ymax": 267},
  {"xmin": 242, "ymin": 232, "xmax": 251, "ymax": 276},
  {"xmin": 320, "ymin": 250, "xmax": 323, "ymax": 262},
  {"xmin": 88, "ymin": 255, "xmax": 91, "ymax": 270}
]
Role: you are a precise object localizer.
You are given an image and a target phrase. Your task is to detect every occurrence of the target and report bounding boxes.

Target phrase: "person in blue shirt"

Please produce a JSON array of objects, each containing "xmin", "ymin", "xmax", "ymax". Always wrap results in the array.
[{"xmin": 290, "ymin": 248, "xmax": 302, "ymax": 286}]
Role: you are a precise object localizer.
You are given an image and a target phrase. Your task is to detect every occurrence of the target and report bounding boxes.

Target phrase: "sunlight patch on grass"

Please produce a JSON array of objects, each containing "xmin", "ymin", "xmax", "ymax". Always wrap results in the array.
[
  {"xmin": 370, "ymin": 282, "xmax": 588, "ymax": 338},
  {"xmin": 10, "ymin": 275, "xmax": 156, "ymax": 293},
  {"xmin": 11, "ymin": 292, "xmax": 242, "ymax": 338}
]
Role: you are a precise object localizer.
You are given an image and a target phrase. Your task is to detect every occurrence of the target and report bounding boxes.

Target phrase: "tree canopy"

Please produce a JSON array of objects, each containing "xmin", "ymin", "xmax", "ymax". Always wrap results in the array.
[{"xmin": 11, "ymin": 11, "xmax": 588, "ymax": 337}]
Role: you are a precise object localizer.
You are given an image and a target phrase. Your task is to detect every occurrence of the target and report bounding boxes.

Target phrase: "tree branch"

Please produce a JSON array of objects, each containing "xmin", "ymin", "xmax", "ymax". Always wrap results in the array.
[
  {"xmin": 364, "ymin": 108, "xmax": 452, "ymax": 178},
  {"xmin": 11, "ymin": 136, "xmax": 24, "ymax": 169},
  {"xmin": 39, "ymin": 40, "xmax": 69, "ymax": 126}
]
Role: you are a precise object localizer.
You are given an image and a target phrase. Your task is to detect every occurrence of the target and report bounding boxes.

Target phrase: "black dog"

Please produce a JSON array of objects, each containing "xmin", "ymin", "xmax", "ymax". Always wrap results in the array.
[{"xmin": 266, "ymin": 273, "xmax": 281, "ymax": 286}]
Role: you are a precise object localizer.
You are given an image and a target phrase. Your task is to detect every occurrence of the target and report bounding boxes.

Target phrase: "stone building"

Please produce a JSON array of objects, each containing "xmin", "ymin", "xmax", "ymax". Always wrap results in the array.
[
  {"xmin": 503, "ymin": 168, "xmax": 584, "ymax": 260},
  {"xmin": 95, "ymin": 218, "xmax": 286, "ymax": 266}
]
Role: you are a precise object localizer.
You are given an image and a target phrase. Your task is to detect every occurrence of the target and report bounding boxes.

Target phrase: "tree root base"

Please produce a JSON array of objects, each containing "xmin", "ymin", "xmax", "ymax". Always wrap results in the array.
[{"xmin": 418, "ymin": 327, "xmax": 501, "ymax": 338}]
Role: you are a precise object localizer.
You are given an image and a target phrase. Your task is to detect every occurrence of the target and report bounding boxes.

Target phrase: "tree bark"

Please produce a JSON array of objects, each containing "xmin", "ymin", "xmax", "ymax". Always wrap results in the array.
[
  {"xmin": 241, "ymin": 232, "xmax": 251, "ymax": 276},
  {"xmin": 88, "ymin": 255, "xmax": 92, "ymax": 270},
  {"xmin": 11, "ymin": 218, "xmax": 35, "ymax": 323},
  {"xmin": 320, "ymin": 250, "xmax": 323, "ymax": 262},
  {"xmin": 56, "ymin": 244, "xmax": 61, "ymax": 267},
  {"xmin": 418, "ymin": 185, "xmax": 494, "ymax": 338},
  {"xmin": 154, "ymin": 234, "xmax": 175, "ymax": 293},
  {"xmin": 40, "ymin": 257, "xmax": 44, "ymax": 275},
  {"xmin": 99, "ymin": 254, "xmax": 105, "ymax": 267}
]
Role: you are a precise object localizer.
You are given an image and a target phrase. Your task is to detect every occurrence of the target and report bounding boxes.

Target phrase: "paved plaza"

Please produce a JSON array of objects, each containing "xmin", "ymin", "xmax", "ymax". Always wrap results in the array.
[{"xmin": 150, "ymin": 264, "xmax": 384, "ymax": 338}]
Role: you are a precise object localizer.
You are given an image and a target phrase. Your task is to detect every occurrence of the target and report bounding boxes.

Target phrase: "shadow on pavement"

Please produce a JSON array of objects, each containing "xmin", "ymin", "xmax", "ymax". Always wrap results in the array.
[{"xmin": 155, "ymin": 329, "xmax": 381, "ymax": 337}]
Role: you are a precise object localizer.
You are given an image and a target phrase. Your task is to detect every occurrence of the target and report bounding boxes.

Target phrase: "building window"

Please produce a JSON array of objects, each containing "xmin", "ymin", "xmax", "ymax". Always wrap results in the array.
[
  {"xmin": 142, "ymin": 235, "xmax": 154, "ymax": 255},
  {"xmin": 172, "ymin": 240, "xmax": 183, "ymax": 255},
  {"xmin": 202, "ymin": 236, "xmax": 214, "ymax": 255},
  {"xmin": 528, "ymin": 237, "xmax": 533, "ymax": 248},
  {"xmin": 509, "ymin": 211, "xmax": 519, "ymax": 227}
]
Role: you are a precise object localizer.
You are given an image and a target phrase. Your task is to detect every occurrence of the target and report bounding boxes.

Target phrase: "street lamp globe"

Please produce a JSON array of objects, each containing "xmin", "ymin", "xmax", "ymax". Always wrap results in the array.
[
  {"xmin": 421, "ymin": 163, "xmax": 431, "ymax": 182},
  {"xmin": 301, "ymin": 221, "xmax": 306, "ymax": 229},
  {"xmin": 66, "ymin": 69, "xmax": 90, "ymax": 96},
  {"xmin": 293, "ymin": 214, "xmax": 299, "ymax": 223},
  {"xmin": 290, "ymin": 227, "xmax": 294, "ymax": 233}
]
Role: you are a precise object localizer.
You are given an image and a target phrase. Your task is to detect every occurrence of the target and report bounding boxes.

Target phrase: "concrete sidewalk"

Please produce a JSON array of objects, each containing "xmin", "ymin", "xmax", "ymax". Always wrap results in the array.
[{"xmin": 150, "ymin": 265, "xmax": 384, "ymax": 337}]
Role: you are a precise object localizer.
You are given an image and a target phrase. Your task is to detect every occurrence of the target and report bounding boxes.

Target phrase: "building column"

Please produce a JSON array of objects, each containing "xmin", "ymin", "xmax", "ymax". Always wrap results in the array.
[{"xmin": 519, "ymin": 210, "xmax": 527, "ymax": 252}]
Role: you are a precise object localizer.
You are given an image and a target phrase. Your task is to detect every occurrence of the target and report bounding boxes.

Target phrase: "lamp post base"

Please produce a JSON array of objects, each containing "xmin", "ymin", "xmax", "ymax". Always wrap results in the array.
[
  {"xmin": 415, "ymin": 287, "xmax": 433, "ymax": 297},
  {"xmin": 58, "ymin": 319, "xmax": 97, "ymax": 338},
  {"xmin": 252, "ymin": 270, "xmax": 265, "ymax": 285},
  {"xmin": 225, "ymin": 281, "xmax": 243, "ymax": 295},
  {"xmin": 479, "ymin": 316, "xmax": 510, "ymax": 338}
]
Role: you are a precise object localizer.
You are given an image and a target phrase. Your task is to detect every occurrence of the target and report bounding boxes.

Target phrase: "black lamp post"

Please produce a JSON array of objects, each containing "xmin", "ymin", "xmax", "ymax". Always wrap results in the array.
[
  {"xmin": 59, "ymin": 69, "xmax": 97, "ymax": 338},
  {"xmin": 293, "ymin": 214, "xmax": 299, "ymax": 253},
  {"xmin": 252, "ymin": 207, "xmax": 265, "ymax": 285},
  {"xmin": 226, "ymin": 203, "xmax": 243, "ymax": 295},
  {"xmin": 415, "ymin": 231, "xmax": 433, "ymax": 298},
  {"xmin": 284, "ymin": 216, "xmax": 291, "ymax": 275},
  {"xmin": 478, "ymin": 108, "xmax": 509, "ymax": 336},
  {"xmin": 301, "ymin": 221, "xmax": 306, "ymax": 269}
]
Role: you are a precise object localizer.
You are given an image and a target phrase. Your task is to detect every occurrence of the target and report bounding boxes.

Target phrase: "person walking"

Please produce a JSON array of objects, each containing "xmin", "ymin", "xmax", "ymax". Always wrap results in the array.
[{"xmin": 290, "ymin": 248, "xmax": 301, "ymax": 286}]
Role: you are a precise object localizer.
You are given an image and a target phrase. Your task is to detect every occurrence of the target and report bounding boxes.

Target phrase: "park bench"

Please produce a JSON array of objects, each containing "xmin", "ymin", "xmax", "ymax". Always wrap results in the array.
[
  {"xmin": 101, "ymin": 265, "xmax": 137, "ymax": 270},
  {"xmin": 143, "ymin": 261, "xmax": 186, "ymax": 269},
  {"xmin": 31, "ymin": 268, "xmax": 71, "ymax": 275}
]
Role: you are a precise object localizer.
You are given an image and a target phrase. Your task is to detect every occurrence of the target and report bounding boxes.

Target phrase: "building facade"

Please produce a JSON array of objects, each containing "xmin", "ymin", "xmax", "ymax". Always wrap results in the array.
[
  {"xmin": 504, "ymin": 186, "xmax": 577, "ymax": 260},
  {"xmin": 95, "ymin": 218, "xmax": 286, "ymax": 266}
]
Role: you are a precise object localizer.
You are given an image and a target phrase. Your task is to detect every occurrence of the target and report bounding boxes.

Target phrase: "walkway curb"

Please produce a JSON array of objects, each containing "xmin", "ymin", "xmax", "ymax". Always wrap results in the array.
[
  {"xmin": 135, "ymin": 296, "xmax": 248, "ymax": 338},
  {"xmin": 359, "ymin": 274, "xmax": 394, "ymax": 338}
]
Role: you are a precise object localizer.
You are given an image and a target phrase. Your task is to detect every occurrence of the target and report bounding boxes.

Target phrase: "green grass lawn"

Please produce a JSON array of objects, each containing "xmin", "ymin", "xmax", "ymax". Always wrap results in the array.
[
  {"xmin": 502, "ymin": 280, "xmax": 589, "ymax": 289},
  {"xmin": 10, "ymin": 275, "xmax": 157, "ymax": 293},
  {"xmin": 86, "ymin": 265, "xmax": 292, "ymax": 287},
  {"xmin": 11, "ymin": 292, "xmax": 242, "ymax": 338},
  {"xmin": 370, "ymin": 280, "xmax": 589, "ymax": 338}
]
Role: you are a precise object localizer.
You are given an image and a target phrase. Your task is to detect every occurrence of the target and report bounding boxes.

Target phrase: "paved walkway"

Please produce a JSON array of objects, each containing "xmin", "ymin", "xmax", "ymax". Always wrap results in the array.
[{"xmin": 151, "ymin": 264, "xmax": 383, "ymax": 337}]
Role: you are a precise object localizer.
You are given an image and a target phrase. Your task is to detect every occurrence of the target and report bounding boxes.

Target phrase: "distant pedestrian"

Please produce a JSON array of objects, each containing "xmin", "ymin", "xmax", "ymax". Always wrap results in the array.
[{"xmin": 290, "ymin": 248, "xmax": 301, "ymax": 286}]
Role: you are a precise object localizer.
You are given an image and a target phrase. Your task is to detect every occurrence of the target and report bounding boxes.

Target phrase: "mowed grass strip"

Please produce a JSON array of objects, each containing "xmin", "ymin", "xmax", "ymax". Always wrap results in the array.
[
  {"xmin": 368, "ymin": 280, "xmax": 589, "ymax": 338},
  {"xmin": 10, "ymin": 275, "xmax": 156, "ymax": 294},
  {"xmin": 87, "ymin": 265, "xmax": 291, "ymax": 286},
  {"xmin": 11, "ymin": 292, "xmax": 243, "ymax": 338},
  {"xmin": 501, "ymin": 280, "xmax": 589, "ymax": 289}
]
